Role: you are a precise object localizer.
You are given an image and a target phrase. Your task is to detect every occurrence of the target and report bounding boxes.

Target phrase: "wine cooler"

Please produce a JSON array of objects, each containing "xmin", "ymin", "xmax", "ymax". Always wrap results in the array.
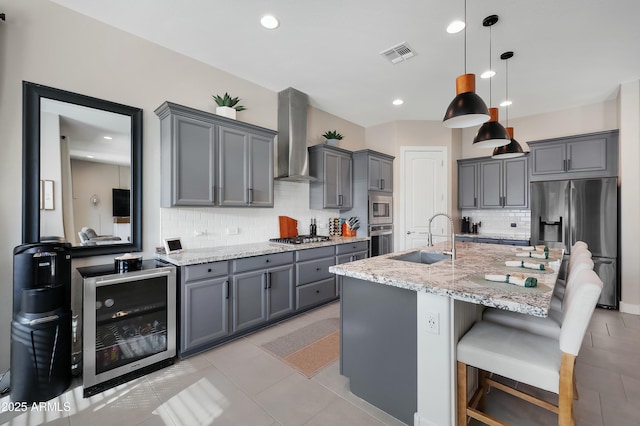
[{"xmin": 79, "ymin": 261, "xmax": 176, "ymax": 397}]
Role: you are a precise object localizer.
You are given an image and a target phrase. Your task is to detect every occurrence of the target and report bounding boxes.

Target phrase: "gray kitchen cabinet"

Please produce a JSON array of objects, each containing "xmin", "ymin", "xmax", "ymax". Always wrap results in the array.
[
  {"xmin": 231, "ymin": 254, "xmax": 295, "ymax": 333},
  {"xmin": 218, "ymin": 125, "xmax": 274, "ymax": 207},
  {"xmin": 309, "ymin": 145, "xmax": 353, "ymax": 210},
  {"xmin": 529, "ymin": 130, "xmax": 619, "ymax": 181},
  {"xmin": 156, "ymin": 103, "xmax": 217, "ymax": 207},
  {"xmin": 353, "ymin": 150, "xmax": 394, "ymax": 193},
  {"xmin": 295, "ymin": 246, "xmax": 337, "ymax": 309},
  {"xmin": 180, "ymin": 261, "xmax": 230, "ymax": 356},
  {"xmin": 155, "ymin": 101, "xmax": 276, "ymax": 208},
  {"xmin": 335, "ymin": 241, "xmax": 369, "ymax": 295},
  {"xmin": 458, "ymin": 160, "xmax": 479, "ymax": 209},
  {"xmin": 479, "ymin": 157, "xmax": 528, "ymax": 209}
]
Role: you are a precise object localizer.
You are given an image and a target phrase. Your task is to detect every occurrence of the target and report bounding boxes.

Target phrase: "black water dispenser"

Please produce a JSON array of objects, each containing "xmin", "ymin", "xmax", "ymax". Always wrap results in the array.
[{"xmin": 11, "ymin": 242, "xmax": 72, "ymax": 403}]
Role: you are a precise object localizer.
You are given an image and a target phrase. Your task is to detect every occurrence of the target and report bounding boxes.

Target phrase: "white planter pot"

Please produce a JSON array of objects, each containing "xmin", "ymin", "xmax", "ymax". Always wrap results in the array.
[
  {"xmin": 326, "ymin": 139, "xmax": 339, "ymax": 146},
  {"xmin": 216, "ymin": 106, "xmax": 236, "ymax": 119}
]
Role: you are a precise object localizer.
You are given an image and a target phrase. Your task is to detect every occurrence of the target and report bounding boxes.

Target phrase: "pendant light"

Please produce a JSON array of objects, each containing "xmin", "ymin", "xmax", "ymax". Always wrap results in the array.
[
  {"xmin": 442, "ymin": 0, "xmax": 490, "ymax": 128},
  {"xmin": 492, "ymin": 51, "xmax": 525, "ymax": 158},
  {"xmin": 472, "ymin": 15, "xmax": 510, "ymax": 148}
]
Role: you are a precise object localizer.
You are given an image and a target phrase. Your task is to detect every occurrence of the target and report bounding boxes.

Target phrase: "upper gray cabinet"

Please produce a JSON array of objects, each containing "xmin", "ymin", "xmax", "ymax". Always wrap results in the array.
[
  {"xmin": 457, "ymin": 160, "xmax": 479, "ymax": 209},
  {"xmin": 529, "ymin": 130, "xmax": 619, "ymax": 181},
  {"xmin": 218, "ymin": 125, "xmax": 274, "ymax": 207},
  {"xmin": 353, "ymin": 150, "xmax": 394, "ymax": 193},
  {"xmin": 309, "ymin": 145, "xmax": 353, "ymax": 210},
  {"xmin": 458, "ymin": 155, "xmax": 529, "ymax": 210},
  {"xmin": 156, "ymin": 102, "xmax": 276, "ymax": 208},
  {"xmin": 479, "ymin": 157, "xmax": 529, "ymax": 209}
]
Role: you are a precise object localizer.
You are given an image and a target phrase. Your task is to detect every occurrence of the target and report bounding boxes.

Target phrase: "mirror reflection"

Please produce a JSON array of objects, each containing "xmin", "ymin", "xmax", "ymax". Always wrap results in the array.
[
  {"xmin": 40, "ymin": 99, "xmax": 132, "ymax": 246},
  {"xmin": 23, "ymin": 81, "xmax": 142, "ymax": 257}
]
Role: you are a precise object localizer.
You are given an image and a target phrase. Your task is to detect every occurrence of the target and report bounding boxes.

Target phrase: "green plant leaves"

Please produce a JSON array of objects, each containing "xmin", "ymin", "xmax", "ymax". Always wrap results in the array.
[
  {"xmin": 212, "ymin": 92, "xmax": 246, "ymax": 111},
  {"xmin": 322, "ymin": 130, "xmax": 343, "ymax": 140}
]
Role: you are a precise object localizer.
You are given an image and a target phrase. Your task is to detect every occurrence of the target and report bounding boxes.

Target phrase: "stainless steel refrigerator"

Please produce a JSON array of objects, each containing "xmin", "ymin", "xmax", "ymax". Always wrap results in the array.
[{"xmin": 531, "ymin": 178, "xmax": 618, "ymax": 308}]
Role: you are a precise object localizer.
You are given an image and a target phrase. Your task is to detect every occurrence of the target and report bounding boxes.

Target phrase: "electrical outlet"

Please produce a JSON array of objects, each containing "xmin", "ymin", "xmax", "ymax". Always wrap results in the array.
[
  {"xmin": 426, "ymin": 312, "xmax": 439, "ymax": 335},
  {"xmin": 511, "ymin": 223, "xmax": 517, "ymax": 228}
]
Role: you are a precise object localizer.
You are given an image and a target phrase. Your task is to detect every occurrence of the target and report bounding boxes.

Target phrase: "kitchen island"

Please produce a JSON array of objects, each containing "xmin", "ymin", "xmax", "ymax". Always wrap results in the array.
[{"xmin": 329, "ymin": 242, "xmax": 562, "ymax": 426}]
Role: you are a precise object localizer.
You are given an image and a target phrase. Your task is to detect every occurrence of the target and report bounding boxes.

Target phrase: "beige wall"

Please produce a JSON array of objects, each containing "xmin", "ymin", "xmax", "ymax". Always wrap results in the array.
[
  {"xmin": 307, "ymin": 106, "xmax": 366, "ymax": 151},
  {"xmin": 0, "ymin": 0, "xmax": 361, "ymax": 372}
]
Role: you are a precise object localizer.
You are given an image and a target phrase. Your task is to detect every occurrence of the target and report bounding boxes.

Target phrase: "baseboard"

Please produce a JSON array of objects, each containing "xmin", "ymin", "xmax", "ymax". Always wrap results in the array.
[
  {"xmin": 619, "ymin": 301, "xmax": 640, "ymax": 315},
  {"xmin": 413, "ymin": 412, "xmax": 439, "ymax": 426}
]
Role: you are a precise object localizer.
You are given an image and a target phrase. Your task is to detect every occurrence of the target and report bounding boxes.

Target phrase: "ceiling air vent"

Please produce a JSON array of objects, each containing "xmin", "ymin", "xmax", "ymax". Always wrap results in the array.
[{"xmin": 380, "ymin": 42, "xmax": 416, "ymax": 64}]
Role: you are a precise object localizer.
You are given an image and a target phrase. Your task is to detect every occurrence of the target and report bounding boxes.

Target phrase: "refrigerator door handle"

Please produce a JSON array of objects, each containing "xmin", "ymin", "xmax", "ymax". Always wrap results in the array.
[{"xmin": 568, "ymin": 182, "xmax": 575, "ymax": 249}]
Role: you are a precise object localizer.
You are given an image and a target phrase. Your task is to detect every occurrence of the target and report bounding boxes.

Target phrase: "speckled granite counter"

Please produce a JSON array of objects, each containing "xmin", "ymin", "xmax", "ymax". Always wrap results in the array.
[
  {"xmin": 330, "ymin": 242, "xmax": 562, "ymax": 317},
  {"xmin": 156, "ymin": 236, "xmax": 370, "ymax": 266}
]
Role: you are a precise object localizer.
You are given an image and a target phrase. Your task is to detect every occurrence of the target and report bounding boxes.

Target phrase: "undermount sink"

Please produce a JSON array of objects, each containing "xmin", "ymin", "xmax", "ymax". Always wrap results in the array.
[{"xmin": 391, "ymin": 251, "xmax": 450, "ymax": 265}]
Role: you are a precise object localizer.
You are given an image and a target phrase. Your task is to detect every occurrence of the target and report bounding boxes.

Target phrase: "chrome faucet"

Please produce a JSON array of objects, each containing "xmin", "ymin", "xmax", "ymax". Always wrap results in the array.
[{"xmin": 427, "ymin": 213, "xmax": 456, "ymax": 260}]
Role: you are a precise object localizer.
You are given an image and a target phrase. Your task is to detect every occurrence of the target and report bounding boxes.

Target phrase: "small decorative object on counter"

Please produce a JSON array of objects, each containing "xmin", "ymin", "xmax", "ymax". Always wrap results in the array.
[
  {"xmin": 212, "ymin": 92, "xmax": 247, "ymax": 119},
  {"xmin": 342, "ymin": 217, "xmax": 359, "ymax": 237},
  {"xmin": 329, "ymin": 218, "xmax": 342, "ymax": 236},
  {"xmin": 484, "ymin": 273, "xmax": 538, "ymax": 287},
  {"xmin": 309, "ymin": 218, "xmax": 317, "ymax": 236},
  {"xmin": 322, "ymin": 130, "xmax": 343, "ymax": 146},
  {"xmin": 114, "ymin": 253, "xmax": 142, "ymax": 273},
  {"xmin": 461, "ymin": 217, "xmax": 470, "ymax": 233}
]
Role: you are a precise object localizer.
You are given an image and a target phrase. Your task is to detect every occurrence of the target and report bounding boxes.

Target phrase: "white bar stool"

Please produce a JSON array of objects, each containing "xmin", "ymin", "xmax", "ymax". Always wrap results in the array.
[{"xmin": 457, "ymin": 269, "xmax": 603, "ymax": 426}]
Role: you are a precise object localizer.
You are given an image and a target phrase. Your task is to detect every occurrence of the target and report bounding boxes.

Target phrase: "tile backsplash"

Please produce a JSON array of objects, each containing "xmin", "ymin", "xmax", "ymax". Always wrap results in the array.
[
  {"xmin": 160, "ymin": 181, "xmax": 339, "ymax": 249},
  {"xmin": 460, "ymin": 209, "xmax": 531, "ymax": 237}
]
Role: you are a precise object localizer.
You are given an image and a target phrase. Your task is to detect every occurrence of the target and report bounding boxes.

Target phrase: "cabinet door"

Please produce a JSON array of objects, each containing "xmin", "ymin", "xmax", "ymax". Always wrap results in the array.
[
  {"xmin": 503, "ymin": 157, "xmax": 529, "ymax": 208},
  {"xmin": 531, "ymin": 142, "xmax": 567, "ymax": 175},
  {"xmin": 231, "ymin": 270, "xmax": 267, "ymax": 333},
  {"xmin": 458, "ymin": 162, "xmax": 478, "ymax": 209},
  {"xmin": 566, "ymin": 137, "xmax": 607, "ymax": 173},
  {"xmin": 247, "ymin": 134, "xmax": 274, "ymax": 206},
  {"xmin": 182, "ymin": 277, "xmax": 229, "ymax": 352},
  {"xmin": 368, "ymin": 157, "xmax": 382, "ymax": 190},
  {"xmin": 323, "ymin": 151, "xmax": 340, "ymax": 208},
  {"xmin": 380, "ymin": 158, "xmax": 393, "ymax": 192},
  {"xmin": 479, "ymin": 161, "xmax": 503, "ymax": 208},
  {"xmin": 266, "ymin": 265, "xmax": 295, "ymax": 321},
  {"xmin": 172, "ymin": 115, "xmax": 216, "ymax": 206},
  {"xmin": 338, "ymin": 153, "xmax": 353, "ymax": 209},
  {"xmin": 219, "ymin": 126, "xmax": 249, "ymax": 206}
]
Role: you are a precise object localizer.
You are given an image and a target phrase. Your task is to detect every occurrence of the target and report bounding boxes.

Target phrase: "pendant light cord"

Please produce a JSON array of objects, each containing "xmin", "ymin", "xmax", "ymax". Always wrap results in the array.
[
  {"xmin": 464, "ymin": 0, "xmax": 467, "ymax": 73},
  {"xmin": 505, "ymin": 56, "xmax": 509, "ymax": 127},
  {"xmin": 489, "ymin": 23, "xmax": 492, "ymax": 107}
]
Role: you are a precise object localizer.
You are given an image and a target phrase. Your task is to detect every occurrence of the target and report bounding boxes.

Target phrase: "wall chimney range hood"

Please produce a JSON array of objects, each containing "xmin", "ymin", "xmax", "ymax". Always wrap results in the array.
[{"xmin": 276, "ymin": 87, "xmax": 316, "ymax": 182}]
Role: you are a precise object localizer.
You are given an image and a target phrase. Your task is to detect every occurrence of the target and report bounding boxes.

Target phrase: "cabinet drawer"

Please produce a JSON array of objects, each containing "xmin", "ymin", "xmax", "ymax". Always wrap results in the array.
[
  {"xmin": 296, "ymin": 257, "xmax": 335, "ymax": 286},
  {"xmin": 336, "ymin": 241, "xmax": 368, "ymax": 255},
  {"xmin": 233, "ymin": 252, "xmax": 293, "ymax": 273},
  {"xmin": 296, "ymin": 278, "xmax": 336, "ymax": 310},
  {"xmin": 184, "ymin": 261, "xmax": 229, "ymax": 282},
  {"xmin": 296, "ymin": 246, "xmax": 335, "ymax": 262}
]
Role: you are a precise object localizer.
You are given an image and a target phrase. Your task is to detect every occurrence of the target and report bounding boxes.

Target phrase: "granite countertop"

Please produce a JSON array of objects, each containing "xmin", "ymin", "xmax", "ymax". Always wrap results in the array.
[
  {"xmin": 329, "ymin": 242, "xmax": 562, "ymax": 317},
  {"xmin": 156, "ymin": 236, "xmax": 370, "ymax": 266},
  {"xmin": 456, "ymin": 233, "xmax": 531, "ymax": 240}
]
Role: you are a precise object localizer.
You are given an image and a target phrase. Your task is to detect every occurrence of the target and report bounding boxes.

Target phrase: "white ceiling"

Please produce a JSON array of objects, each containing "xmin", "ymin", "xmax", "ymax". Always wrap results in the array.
[{"xmin": 50, "ymin": 0, "xmax": 640, "ymax": 128}]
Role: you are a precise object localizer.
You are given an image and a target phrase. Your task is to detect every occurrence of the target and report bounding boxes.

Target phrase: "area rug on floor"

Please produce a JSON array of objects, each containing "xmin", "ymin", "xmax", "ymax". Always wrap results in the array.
[{"xmin": 261, "ymin": 317, "xmax": 340, "ymax": 378}]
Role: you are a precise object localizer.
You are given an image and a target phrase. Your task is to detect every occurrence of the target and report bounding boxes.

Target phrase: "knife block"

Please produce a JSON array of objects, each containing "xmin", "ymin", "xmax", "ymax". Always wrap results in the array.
[{"xmin": 342, "ymin": 222, "xmax": 357, "ymax": 237}]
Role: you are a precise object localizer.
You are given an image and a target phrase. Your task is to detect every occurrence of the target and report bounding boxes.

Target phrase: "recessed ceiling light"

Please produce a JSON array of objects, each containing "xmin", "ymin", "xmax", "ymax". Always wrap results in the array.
[
  {"xmin": 260, "ymin": 14, "xmax": 279, "ymax": 29},
  {"xmin": 86, "ymin": 155, "xmax": 94, "ymax": 159},
  {"xmin": 103, "ymin": 136, "xmax": 112, "ymax": 140},
  {"xmin": 392, "ymin": 99, "xmax": 404, "ymax": 106},
  {"xmin": 447, "ymin": 20, "xmax": 465, "ymax": 34},
  {"xmin": 500, "ymin": 100, "xmax": 512, "ymax": 107},
  {"xmin": 480, "ymin": 70, "xmax": 496, "ymax": 79}
]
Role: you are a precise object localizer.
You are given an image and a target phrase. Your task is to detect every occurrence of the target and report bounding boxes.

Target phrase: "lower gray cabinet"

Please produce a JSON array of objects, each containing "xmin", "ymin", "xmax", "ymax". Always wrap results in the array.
[
  {"xmin": 180, "ymin": 261, "xmax": 230, "ymax": 355},
  {"xmin": 231, "ymin": 263, "xmax": 294, "ymax": 333},
  {"xmin": 295, "ymin": 246, "xmax": 337, "ymax": 310},
  {"xmin": 335, "ymin": 241, "xmax": 369, "ymax": 295}
]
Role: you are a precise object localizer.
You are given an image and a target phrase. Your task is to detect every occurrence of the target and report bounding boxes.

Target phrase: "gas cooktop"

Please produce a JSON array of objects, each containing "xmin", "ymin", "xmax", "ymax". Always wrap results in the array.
[{"xmin": 269, "ymin": 235, "xmax": 330, "ymax": 245}]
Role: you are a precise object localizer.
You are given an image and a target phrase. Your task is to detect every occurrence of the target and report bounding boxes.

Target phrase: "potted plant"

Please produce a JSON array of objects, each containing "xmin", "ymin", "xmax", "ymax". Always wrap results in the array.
[
  {"xmin": 212, "ymin": 92, "xmax": 247, "ymax": 119},
  {"xmin": 322, "ymin": 130, "xmax": 343, "ymax": 146}
]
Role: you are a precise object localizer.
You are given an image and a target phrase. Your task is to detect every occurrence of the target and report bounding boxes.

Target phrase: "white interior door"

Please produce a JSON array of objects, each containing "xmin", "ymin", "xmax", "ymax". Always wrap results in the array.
[{"xmin": 401, "ymin": 147, "xmax": 448, "ymax": 250}]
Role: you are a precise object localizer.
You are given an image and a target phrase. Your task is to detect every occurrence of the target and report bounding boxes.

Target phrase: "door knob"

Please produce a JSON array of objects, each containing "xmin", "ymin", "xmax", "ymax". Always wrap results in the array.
[{"xmin": 406, "ymin": 231, "xmax": 414, "ymax": 235}]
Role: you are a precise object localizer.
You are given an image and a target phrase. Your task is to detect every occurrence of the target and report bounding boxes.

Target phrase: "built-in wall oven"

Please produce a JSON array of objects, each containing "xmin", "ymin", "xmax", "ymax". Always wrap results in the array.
[
  {"xmin": 79, "ymin": 261, "xmax": 176, "ymax": 397},
  {"xmin": 369, "ymin": 194, "xmax": 393, "ymax": 225},
  {"xmin": 370, "ymin": 224, "xmax": 394, "ymax": 257}
]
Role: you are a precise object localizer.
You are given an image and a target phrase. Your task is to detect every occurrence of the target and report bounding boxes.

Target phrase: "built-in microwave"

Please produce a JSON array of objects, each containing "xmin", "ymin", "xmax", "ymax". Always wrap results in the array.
[{"xmin": 369, "ymin": 194, "xmax": 393, "ymax": 225}]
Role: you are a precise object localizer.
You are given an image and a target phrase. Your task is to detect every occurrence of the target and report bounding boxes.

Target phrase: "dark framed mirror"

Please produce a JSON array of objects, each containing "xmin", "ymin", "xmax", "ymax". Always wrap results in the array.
[{"xmin": 23, "ymin": 81, "xmax": 142, "ymax": 257}]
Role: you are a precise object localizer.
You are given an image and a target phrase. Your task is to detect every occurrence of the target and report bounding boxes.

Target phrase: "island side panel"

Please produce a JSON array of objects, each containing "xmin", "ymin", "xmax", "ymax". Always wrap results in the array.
[{"xmin": 340, "ymin": 276, "xmax": 417, "ymax": 425}]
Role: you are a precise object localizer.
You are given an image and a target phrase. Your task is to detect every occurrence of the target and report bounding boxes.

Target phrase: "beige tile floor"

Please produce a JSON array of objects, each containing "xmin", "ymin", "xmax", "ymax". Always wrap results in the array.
[{"xmin": 1, "ymin": 303, "xmax": 638, "ymax": 426}]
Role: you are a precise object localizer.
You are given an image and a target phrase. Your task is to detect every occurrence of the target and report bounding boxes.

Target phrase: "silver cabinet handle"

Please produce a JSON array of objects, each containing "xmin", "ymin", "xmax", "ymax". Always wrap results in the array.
[
  {"xmin": 338, "ymin": 194, "xmax": 343, "ymax": 206},
  {"xmin": 563, "ymin": 159, "xmax": 567, "ymax": 171},
  {"xmin": 225, "ymin": 281, "xmax": 229, "ymax": 299},
  {"xmin": 474, "ymin": 197, "xmax": 477, "ymax": 207},
  {"xmin": 406, "ymin": 231, "xmax": 414, "ymax": 235},
  {"xmin": 247, "ymin": 188, "xmax": 253, "ymax": 204},
  {"xmin": 567, "ymin": 159, "xmax": 571, "ymax": 171}
]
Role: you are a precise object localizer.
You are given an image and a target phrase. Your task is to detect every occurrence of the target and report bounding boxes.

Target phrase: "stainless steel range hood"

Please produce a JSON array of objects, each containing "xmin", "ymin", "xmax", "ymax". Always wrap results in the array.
[{"xmin": 276, "ymin": 87, "xmax": 316, "ymax": 181}]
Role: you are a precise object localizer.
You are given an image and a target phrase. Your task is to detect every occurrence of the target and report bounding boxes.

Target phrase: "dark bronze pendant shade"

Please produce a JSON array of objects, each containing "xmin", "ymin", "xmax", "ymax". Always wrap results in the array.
[
  {"xmin": 492, "ymin": 127, "xmax": 524, "ymax": 158},
  {"xmin": 443, "ymin": 74, "xmax": 490, "ymax": 128},
  {"xmin": 472, "ymin": 107, "xmax": 510, "ymax": 148}
]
